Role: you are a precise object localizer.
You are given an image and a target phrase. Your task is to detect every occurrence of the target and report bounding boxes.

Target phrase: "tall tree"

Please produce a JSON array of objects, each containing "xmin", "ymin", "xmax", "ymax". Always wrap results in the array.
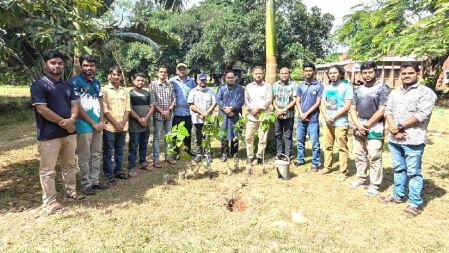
[{"xmin": 265, "ymin": 0, "xmax": 277, "ymax": 84}]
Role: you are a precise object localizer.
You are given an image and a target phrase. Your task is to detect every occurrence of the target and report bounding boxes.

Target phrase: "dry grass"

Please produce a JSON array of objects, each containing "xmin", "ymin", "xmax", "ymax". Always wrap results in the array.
[{"xmin": 0, "ymin": 107, "xmax": 448, "ymax": 252}]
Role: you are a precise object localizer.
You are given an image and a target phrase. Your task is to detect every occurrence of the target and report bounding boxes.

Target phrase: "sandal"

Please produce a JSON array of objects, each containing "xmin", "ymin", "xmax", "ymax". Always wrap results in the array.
[
  {"xmin": 128, "ymin": 170, "xmax": 138, "ymax": 177},
  {"xmin": 46, "ymin": 202, "xmax": 66, "ymax": 214},
  {"xmin": 403, "ymin": 204, "xmax": 421, "ymax": 217},
  {"xmin": 380, "ymin": 195, "xmax": 402, "ymax": 204},
  {"xmin": 65, "ymin": 191, "xmax": 86, "ymax": 201}
]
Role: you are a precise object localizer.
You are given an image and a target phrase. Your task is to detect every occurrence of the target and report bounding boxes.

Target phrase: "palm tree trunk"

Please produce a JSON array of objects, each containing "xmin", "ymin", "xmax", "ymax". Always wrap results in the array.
[{"xmin": 265, "ymin": 0, "xmax": 277, "ymax": 85}]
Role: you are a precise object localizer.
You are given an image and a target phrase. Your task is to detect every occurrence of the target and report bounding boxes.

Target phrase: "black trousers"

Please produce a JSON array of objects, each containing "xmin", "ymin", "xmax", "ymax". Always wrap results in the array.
[
  {"xmin": 173, "ymin": 115, "xmax": 193, "ymax": 153},
  {"xmin": 193, "ymin": 123, "xmax": 204, "ymax": 154},
  {"xmin": 221, "ymin": 140, "xmax": 239, "ymax": 157},
  {"xmin": 274, "ymin": 117, "xmax": 294, "ymax": 157}
]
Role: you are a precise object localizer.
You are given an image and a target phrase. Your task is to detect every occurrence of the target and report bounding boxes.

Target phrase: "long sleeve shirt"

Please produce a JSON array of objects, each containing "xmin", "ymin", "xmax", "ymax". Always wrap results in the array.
[
  {"xmin": 245, "ymin": 81, "xmax": 273, "ymax": 121},
  {"xmin": 216, "ymin": 84, "xmax": 245, "ymax": 140}
]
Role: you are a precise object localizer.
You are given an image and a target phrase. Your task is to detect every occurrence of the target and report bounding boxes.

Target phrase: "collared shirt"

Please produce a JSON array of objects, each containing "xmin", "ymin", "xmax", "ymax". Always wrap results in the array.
[
  {"xmin": 245, "ymin": 81, "xmax": 273, "ymax": 122},
  {"xmin": 187, "ymin": 86, "xmax": 216, "ymax": 124},
  {"xmin": 150, "ymin": 80, "xmax": 176, "ymax": 121},
  {"xmin": 322, "ymin": 81, "xmax": 353, "ymax": 127},
  {"xmin": 102, "ymin": 83, "xmax": 131, "ymax": 132},
  {"xmin": 295, "ymin": 79, "xmax": 324, "ymax": 123},
  {"xmin": 170, "ymin": 76, "xmax": 196, "ymax": 116},
  {"xmin": 31, "ymin": 75, "xmax": 79, "ymax": 141},
  {"xmin": 129, "ymin": 88, "xmax": 153, "ymax": 132},
  {"xmin": 273, "ymin": 80, "xmax": 296, "ymax": 119},
  {"xmin": 69, "ymin": 74, "xmax": 102, "ymax": 134},
  {"xmin": 385, "ymin": 82, "xmax": 437, "ymax": 145}
]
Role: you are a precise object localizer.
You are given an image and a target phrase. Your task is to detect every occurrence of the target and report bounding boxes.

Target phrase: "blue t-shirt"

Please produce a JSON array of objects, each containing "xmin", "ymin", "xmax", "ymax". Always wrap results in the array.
[
  {"xmin": 322, "ymin": 82, "xmax": 354, "ymax": 127},
  {"xmin": 69, "ymin": 74, "xmax": 102, "ymax": 134},
  {"xmin": 170, "ymin": 76, "xmax": 196, "ymax": 116},
  {"xmin": 295, "ymin": 80, "xmax": 324, "ymax": 123},
  {"xmin": 31, "ymin": 75, "xmax": 79, "ymax": 141}
]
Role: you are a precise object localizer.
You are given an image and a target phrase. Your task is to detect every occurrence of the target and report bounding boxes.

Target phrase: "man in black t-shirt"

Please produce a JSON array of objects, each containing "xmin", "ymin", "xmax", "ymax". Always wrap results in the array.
[{"xmin": 30, "ymin": 50, "xmax": 84, "ymax": 214}]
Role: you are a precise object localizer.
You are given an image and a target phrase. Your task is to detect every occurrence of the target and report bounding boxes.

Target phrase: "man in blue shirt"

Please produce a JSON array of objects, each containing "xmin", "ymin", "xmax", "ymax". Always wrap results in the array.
[
  {"xmin": 320, "ymin": 65, "xmax": 353, "ymax": 179},
  {"xmin": 294, "ymin": 63, "xmax": 324, "ymax": 172},
  {"xmin": 69, "ymin": 54, "xmax": 107, "ymax": 196},
  {"xmin": 170, "ymin": 63, "xmax": 196, "ymax": 157},
  {"xmin": 30, "ymin": 50, "xmax": 84, "ymax": 214}
]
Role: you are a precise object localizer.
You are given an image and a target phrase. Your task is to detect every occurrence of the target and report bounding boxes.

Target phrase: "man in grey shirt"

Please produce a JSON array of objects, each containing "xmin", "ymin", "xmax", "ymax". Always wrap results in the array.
[
  {"xmin": 381, "ymin": 62, "xmax": 437, "ymax": 217},
  {"xmin": 349, "ymin": 61, "xmax": 390, "ymax": 197}
]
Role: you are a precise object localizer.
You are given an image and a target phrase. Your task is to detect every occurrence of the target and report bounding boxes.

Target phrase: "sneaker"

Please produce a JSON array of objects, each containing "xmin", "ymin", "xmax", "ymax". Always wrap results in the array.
[
  {"xmin": 348, "ymin": 179, "xmax": 366, "ymax": 189},
  {"xmin": 128, "ymin": 170, "xmax": 138, "ymax": 177},
  {"xmin": 256, "ymin": 157, "xmax": 263, "ymax": 165},
  {"xmin": 82, "ymin": 187, "xmax": 96, "ymax": 196},
  {"xmin": 115, "ymin": 173, "xmax": 128, "ymax": 180},
  {"xmin": 403, "ymin": 204, "xmax": 421, "ymax": 217},
  {"xmin": 92, "ymin": 183, "xmax": 108, "ymax": 190},
  {"xmin": 365, "ymin": 186, "xmax": 380, "ymax": 197},
  {"xmin": 310, "ymin": 165, "xmax": 319, "ymax": 173},
  {"xmin": 380, "ymin": 195, "xmax": 403, "ymax": 204},
  {"xmin": 294, "ymin": 161, "xmax": 305, "ymax": 167},
  {"xmin": 220, "ymin": 153, "xmax": 227, "ymax": 162},
  {"xmin": 194, "ymin": 154, "xmax": 202, "ymax": 163}
]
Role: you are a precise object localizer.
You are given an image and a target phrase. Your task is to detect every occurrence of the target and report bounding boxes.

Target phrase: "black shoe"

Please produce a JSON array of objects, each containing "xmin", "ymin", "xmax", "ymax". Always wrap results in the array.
[
  {"xmin": 92, "ymin": 183, "xmax": 108, "ymax": 190},
  {"xmin": 187, "ymin": 150, "xmax": 196, "ymax": 157},
  {"xmin": 82, "ymin": 187, "xmax": 96, "ymax": 196},
  {"xmin": 221, "ymin": 154, "xmax": 228, "ymax": 162},
  {"xmin": 256, "ymin": 157, "xmax": 263, "ymax": 165},
  {"xmin": 115, "ymin": 173, "xmax": 128, "ymax": 180},
  {"xmin": 294, "ymin": 161, "xmax": 305, "ymax": 167}
]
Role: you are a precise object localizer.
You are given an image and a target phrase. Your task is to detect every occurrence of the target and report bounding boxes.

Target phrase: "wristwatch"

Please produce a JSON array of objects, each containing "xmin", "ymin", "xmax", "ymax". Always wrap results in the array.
[{"xmin": 397, "ymin": 123, "xmax": 404, "ymax": 132}]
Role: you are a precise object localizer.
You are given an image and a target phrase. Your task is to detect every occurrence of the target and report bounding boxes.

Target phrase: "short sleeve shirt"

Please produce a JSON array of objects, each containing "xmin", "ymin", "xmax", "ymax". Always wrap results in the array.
[
  {"xmin": 294, "ymin": 80, "xmax": 324, "ymax": 123},
  {"xmin": 187, "ymin": 86, "xmax": 216, "ymax": 124},
  {"xmin": 353, "ymin": 80, "xmax": 391, "ymax": 120},
  {"xmin": 273, "ymin": 80, "xmax": 296, "ymax": 119},
  {"xmin": 322, "ymin": 82, "xmax": 353, "ymax": 127},
  {"xmin": 101, "ymin": 83, "xmax": 131, "ymax": 132},
  {"xmin": 69, "ymin": 74, "xmax": 102, "ymax": 134},
  {"xmin": 31, "ymin": 75, "xmax": 79, "ymax": 141},
  {"xmin": 129, "ymin": 88, "xmax": 152, "ymax": 132}
]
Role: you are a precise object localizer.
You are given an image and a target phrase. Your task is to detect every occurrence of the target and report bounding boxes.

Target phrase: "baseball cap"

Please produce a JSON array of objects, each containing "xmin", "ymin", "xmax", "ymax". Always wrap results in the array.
[
  {"xmin": 198, "ymin": 73, "xmax": 207, "ymax": 80},
  {"xmin": 176, "ymin": 63, "xmax": 187, "ymax": 69}
]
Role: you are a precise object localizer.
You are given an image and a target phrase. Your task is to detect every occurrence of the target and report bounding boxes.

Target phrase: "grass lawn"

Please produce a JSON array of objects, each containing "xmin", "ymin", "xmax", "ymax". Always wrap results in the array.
[{"xmin": 0, "ymin": 106, "xmax": 448, "ymax": 252}]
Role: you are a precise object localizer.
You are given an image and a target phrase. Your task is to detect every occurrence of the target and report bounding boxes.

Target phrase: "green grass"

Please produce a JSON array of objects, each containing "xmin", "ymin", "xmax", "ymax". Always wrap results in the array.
[{"xmin": 0, "ymin": 108, "xmax": 448, "ymax": 252}]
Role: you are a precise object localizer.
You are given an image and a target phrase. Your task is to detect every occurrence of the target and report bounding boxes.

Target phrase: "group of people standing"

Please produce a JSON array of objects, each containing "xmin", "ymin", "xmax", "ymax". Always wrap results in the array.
[{"xmin": 31, "ymin": 49, "xmax": 436, "ymax": 217}]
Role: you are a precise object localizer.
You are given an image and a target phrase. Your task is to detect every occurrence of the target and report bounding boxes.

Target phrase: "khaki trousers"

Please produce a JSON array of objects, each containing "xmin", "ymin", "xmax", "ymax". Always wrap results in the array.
[
  {"xmin": 37, "ymin": 135, "xmax": 77, "ymax": 205},
  {"xmin": 245, "ymin": 120, "xmax": 269, "ymax": 159},
  {"xmin": 353, "ymin": 132, "xmax": 383, "ymax": 188},
  {"xmin": 76, "ymin": 131, "xmax": 102, "ymax": 190},
  {"xmin": 323, "ymin": 124, "xmax": 348, "ymax": 173}
]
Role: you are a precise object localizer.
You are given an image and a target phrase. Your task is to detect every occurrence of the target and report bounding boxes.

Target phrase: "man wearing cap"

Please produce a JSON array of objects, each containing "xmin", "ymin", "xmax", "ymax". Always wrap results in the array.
[
  {"xmin": 188, "ymin": 73, "xmax": 217, "ymax": 163},
  {"xmin": 170, "ymin": 63, "xmax": 196, "ymax": 157}
]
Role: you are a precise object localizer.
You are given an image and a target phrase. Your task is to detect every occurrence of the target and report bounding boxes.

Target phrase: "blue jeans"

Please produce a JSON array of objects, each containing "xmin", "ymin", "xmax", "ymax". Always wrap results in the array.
[
  {"xmin": 128, "ymin": 130, "xmax": 150, "ymax": 170},
  {"xmin": 388, "ymin": 142, "xmax": 425, "ymax": 208},
  {"xmin": 103, "ymin": 130, "xmax": 126, "ymax": 180},
  {"xmin": 296, "ymin": 121, "xmax": 320, "ymax": 165},
  {"xmin": 153, "ymin": 118, "xmax": 173, "ymax": 161}
]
